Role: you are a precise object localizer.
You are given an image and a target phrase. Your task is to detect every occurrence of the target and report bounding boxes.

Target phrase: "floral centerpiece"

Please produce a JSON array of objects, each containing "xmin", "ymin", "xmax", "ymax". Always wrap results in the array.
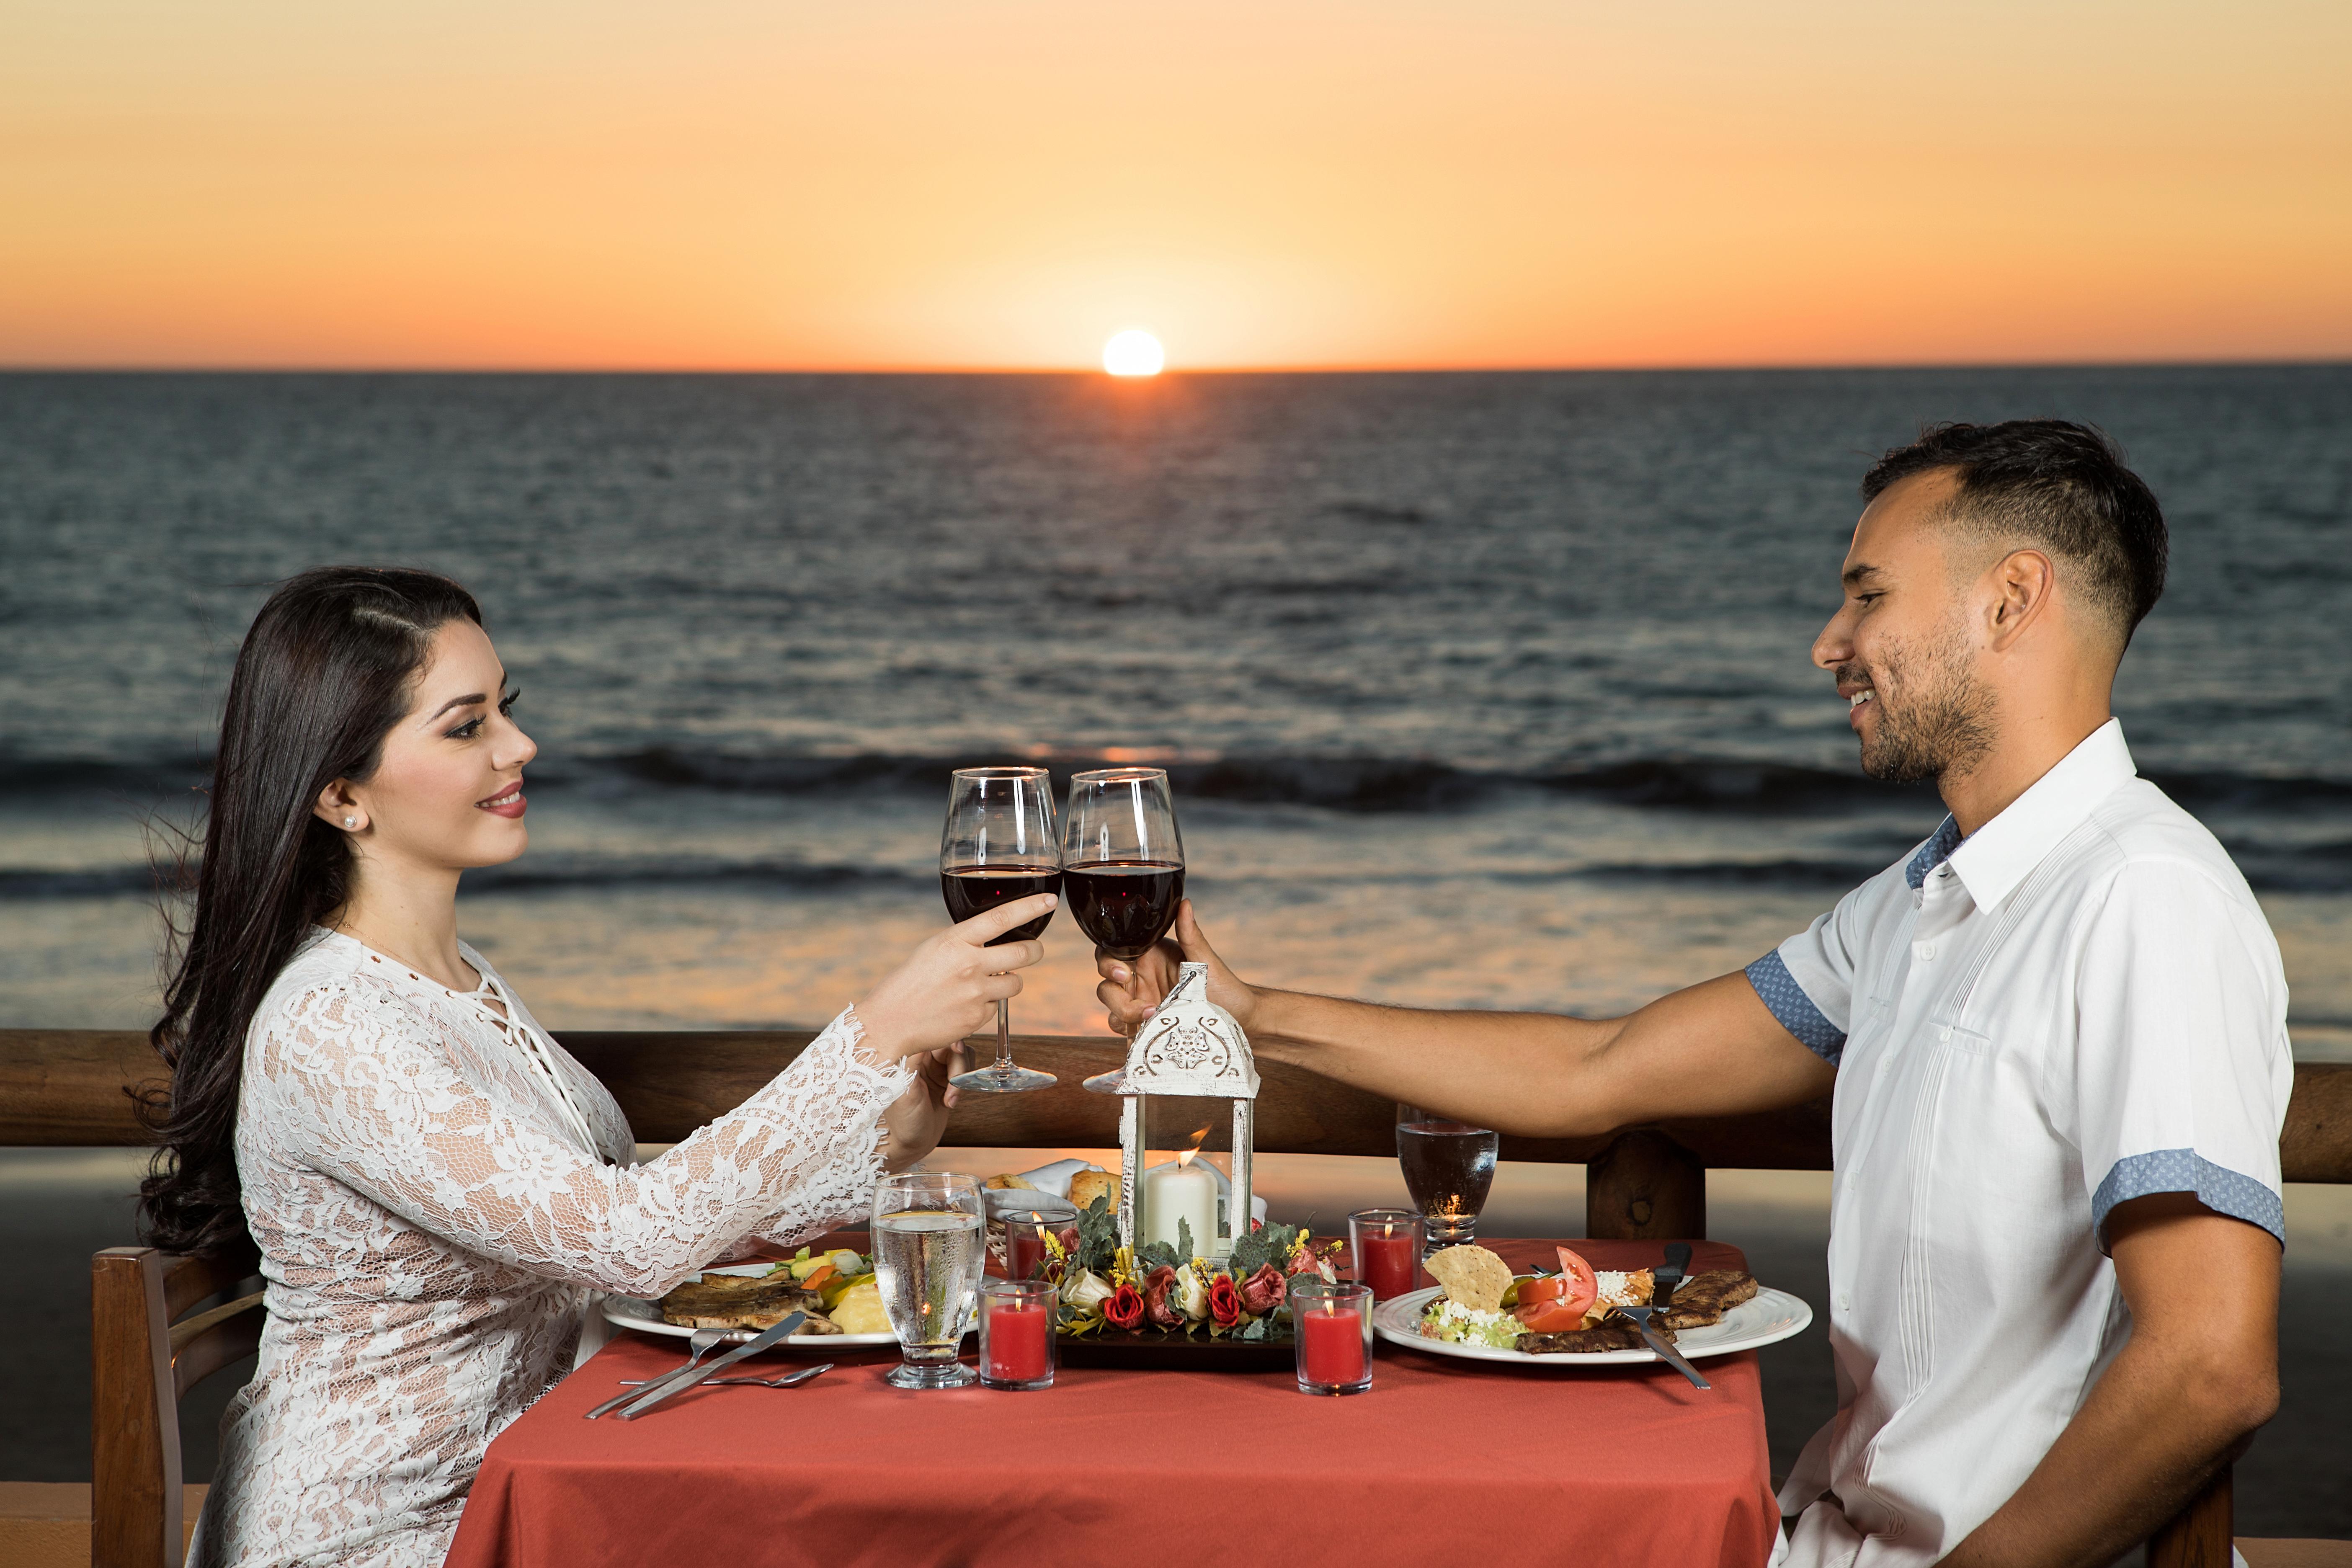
[{"xmin": 1014, "ymin": 1196, "xmax": 1342, "ymax": 1342}]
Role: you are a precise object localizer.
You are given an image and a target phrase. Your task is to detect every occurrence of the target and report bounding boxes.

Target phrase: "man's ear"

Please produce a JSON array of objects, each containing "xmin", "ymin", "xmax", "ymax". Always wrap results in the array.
[
  {"xmin": 314, "ymin": 779, "xmax": 366, "ymax": 833},
  {"xmin": 1985, "ymin": 548, "xmax": 2056, "ymax": 651}
]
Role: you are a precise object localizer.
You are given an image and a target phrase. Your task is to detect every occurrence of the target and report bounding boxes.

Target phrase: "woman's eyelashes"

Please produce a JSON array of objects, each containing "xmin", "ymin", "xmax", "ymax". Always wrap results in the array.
[{"xmin": 444, "ymin": 690, "xmax": 519, "ymax": 741}]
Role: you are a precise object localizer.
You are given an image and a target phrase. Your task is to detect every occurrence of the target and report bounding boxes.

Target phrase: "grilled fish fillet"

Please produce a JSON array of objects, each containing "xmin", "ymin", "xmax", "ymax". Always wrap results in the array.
[
  {"xmin": 658, "ymin": 1271, "xmax": 824, "ymax": 1331},
  {"xmin": 1653, "ymin": 1270, "xmax": 1758, "ymax": 1330}
]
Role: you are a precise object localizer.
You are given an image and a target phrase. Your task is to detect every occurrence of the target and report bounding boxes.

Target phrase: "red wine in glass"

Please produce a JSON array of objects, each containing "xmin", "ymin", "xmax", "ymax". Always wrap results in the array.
[
  {"xmin": 1062, "ymin": 859, "xmax": 1184, "ymax": 960},
  {"xmin": 941, "ymin": 767, "xmax": 1062, "ymax": 1094},
  {"xmin": 940, "ymin": 866, "xmax": 1063, "ymax": 943}
]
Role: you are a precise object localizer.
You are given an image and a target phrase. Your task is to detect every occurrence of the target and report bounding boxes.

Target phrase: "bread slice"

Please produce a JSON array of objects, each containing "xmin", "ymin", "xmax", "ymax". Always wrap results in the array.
[{"xmin": 1066, "ymin": 1168, "xmax": 1118, "ymax": 1212}]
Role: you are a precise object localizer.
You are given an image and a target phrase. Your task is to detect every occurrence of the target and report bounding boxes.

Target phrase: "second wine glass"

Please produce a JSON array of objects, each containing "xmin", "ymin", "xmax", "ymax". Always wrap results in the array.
[
  {"xmin": 1062, "ymin": 766, "xmax": 1187, "ymax": 975},
  {"xmin": 941, "ymin": 766, "xmax": 1061, "ymax": 1094}
]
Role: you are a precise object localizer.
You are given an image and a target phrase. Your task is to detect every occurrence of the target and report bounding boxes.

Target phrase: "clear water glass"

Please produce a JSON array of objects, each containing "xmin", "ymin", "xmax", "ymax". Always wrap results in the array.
[
  {"xmin": 871, "ymin": 1171, "xmax": 987, "ymax": 1389},
  {"xmin": 1395, "ymin": 1103, "xmax": 1498, "ymax": 1250}
]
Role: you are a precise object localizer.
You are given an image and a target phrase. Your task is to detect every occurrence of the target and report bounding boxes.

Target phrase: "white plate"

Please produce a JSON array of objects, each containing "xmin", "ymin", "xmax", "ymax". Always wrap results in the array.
[
  {"xmin": 1373, "ymin": 1284, "xmax": 1812, "ymax": 1368},
  {"xmin": 601, "ymin": 1264, "xmax": 902, "ymax": 1350}
]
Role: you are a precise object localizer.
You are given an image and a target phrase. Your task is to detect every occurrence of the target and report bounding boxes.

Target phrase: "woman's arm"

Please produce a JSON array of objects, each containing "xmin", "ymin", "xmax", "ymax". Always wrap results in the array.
[{"xmin": 251, "ymin": 980, "xmax": 912, "ymax": 1297}]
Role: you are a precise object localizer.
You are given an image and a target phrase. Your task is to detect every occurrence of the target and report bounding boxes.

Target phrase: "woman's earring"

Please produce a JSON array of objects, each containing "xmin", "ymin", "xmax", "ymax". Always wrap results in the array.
[{"xmin": 343, "ymin": 816, "xmax": 358, "ymax": 828}]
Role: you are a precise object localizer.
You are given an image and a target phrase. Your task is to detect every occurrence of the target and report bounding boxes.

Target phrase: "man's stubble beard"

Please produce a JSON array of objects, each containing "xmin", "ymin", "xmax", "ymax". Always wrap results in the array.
[{"xmin": 1856, "ymin": 624, "xmax": 1998, "ymax": 786}]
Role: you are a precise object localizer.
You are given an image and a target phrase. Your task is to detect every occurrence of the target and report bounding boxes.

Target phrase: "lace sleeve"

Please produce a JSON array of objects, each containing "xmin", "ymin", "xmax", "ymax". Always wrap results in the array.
[{"xmin": 247, "ymin": 982, "xmax": 912, "ymax": 1297}]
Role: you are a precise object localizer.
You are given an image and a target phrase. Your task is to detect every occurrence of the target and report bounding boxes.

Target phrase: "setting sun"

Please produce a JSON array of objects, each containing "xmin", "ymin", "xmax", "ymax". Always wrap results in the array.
[{"xmin": 1102, "ymin": 330, "xmax": 1165, "ymax": 377}]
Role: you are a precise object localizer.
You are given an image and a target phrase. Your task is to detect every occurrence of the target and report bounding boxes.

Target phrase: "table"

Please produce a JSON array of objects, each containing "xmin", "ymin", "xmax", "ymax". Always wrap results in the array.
[{"xmin": 445, "ymin": 1238, "xmax": 1781, "ymax": 1568}]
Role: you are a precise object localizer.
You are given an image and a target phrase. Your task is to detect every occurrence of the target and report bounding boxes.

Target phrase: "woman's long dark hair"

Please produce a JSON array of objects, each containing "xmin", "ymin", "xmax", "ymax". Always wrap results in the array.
[{"xmin": 138, "ymin": 567, "xmax": 483, "ymax": 1255}]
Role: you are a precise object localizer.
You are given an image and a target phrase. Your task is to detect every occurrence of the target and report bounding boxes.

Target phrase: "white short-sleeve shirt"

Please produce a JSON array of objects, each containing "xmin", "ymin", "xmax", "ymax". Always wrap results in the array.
[{"xmin": 1747, "ymin": 720, "xmax": 2291, "ymax": 1568}]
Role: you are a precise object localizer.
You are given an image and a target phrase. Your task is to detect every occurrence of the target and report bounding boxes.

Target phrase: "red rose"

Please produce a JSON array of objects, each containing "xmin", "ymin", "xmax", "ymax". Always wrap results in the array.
[
  {"xmin": 1238, "ymin": 1262, "xmax": 1287, "ymax": 1315},
  {"xmin": 1208, "ymin": 1273, "xmax": 1244, "ymax": 1327},
  {"xmin": 1056, "ymin": 1226, "xmax": 1081, "ymax": 1254},
  {"xmin": 1105, "ymin": 1282, "xmax": 1144, "ymax": 1331},
  {"xmin": 1142, "ymin": 1264, "xmax": 1183, "ymax": 1329}
]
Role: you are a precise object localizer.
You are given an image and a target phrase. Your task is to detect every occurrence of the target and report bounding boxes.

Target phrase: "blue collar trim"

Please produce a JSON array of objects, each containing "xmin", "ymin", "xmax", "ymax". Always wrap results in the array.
[{"xmin": 1905, "ymin": 815, "xmax": 1964, "ymax": 890}]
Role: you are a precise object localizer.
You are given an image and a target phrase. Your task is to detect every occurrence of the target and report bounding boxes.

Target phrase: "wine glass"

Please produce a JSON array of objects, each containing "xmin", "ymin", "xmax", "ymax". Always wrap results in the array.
[
  {"xmin": 1063, "ymin": 767, "xmax": 1186, "ymax": 1079},
  {"xmin": 871, "ymin": 1170, "xmax": 987, "ymax": 1390},
  {"xmin": 941, "ymin": 766, "xmax": 1062, "ymax": 1094}
]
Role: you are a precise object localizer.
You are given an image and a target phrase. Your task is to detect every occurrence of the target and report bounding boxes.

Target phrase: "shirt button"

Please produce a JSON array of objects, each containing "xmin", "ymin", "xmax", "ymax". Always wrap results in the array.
[
  {"xmin": 1838, "ymin": 1295, "xmax": 1852, "ymax": 1313},
  {"xmin": 1938, "ymin": 1026, "xmax": 1952, "ymax": 1042},
  {"xmin": 1917, "ymin": 943, "xmax": 1935, "ymax": 960}
]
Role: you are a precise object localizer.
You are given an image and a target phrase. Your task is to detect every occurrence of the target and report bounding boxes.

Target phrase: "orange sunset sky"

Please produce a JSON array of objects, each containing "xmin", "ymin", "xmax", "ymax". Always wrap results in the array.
[{"xmin": 4, "ymin": 1, "xmax": 2349, "ymax": 371}]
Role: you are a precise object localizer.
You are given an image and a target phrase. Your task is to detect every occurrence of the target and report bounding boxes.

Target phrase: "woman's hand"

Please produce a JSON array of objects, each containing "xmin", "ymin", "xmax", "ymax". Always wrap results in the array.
[
  {"xmin": 881, "ymin": 1046, "xmax": 960, "ymax": 1171},
  {"xmin": 1094, "ymin": 900, "xmax": 1259, "ymax": 1037},
  {"xmin": 855, "ymin": 893, "xmax": 1055, "ymax": 1063}
]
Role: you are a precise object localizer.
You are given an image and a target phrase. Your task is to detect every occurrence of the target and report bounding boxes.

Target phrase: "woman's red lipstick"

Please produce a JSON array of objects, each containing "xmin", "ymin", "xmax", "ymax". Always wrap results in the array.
[{"xmin": 476, "ymin": 783, "xmax": 526, "ymax": 819}]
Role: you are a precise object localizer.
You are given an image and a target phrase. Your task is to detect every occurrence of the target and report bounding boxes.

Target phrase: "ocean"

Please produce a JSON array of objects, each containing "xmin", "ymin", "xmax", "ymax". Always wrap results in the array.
[
  {"xmin": 2, "ymin": 366, "xmax": 2347, "ymax": 1048},
  {"xmin": 2, "ymin": 368, "xmax": 2348, "ymax": 1529}
]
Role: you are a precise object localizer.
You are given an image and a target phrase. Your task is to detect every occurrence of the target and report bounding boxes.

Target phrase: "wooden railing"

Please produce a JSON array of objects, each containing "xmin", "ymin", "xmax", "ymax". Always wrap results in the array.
[{"xmin": 6, "ymin": 1027, "xmax": 2349, "ymax": 1566}]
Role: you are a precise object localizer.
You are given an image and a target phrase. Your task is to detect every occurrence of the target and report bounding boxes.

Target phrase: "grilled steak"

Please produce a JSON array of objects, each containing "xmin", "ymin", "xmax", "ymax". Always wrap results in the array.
[
  {"xmin": 658, "ymin": 1271, "xmax": 823, "ymax": 1331},
  {"xmin": 1515, "ymin": 1318, "xmax": 1671, "ymax": 1355},
  {"xmin": 1653, "ymin": 1269, "xmax": 1758, "ymax": 1330}
]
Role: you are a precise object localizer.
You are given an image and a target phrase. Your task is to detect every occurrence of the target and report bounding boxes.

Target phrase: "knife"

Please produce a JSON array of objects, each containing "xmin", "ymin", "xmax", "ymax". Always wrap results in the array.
[
  {"xmin": 1613, "ymin": 1305, "xmax": 1710, "ymax": 1390},
  {"xmin": 614, "ymin": 1311, "xmax": 808, "ymax": 1420}
]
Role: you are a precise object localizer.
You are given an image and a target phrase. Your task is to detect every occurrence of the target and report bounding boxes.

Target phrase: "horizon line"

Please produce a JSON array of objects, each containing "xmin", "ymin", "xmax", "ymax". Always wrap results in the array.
[{"xmin": 5, "ymin": 353, "xmax": 2350, "ymax": 377}]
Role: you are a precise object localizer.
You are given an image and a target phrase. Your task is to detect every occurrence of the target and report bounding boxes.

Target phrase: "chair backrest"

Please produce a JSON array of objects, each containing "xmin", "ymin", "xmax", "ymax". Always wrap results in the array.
[{"xmin": 91, "ymin": 1245, "xmax": 264, "ymax": 1568}]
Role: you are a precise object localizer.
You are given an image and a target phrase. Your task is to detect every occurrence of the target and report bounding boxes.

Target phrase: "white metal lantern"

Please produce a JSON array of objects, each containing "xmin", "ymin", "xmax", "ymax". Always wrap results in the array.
[{"xmin": 1087, "ymin": 962, "xmax": 1258, "ymax": 1261}]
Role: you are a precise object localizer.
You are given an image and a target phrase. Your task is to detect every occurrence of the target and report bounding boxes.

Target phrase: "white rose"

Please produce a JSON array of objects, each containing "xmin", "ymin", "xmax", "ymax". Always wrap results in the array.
[
  {"xmin": 1178, "ymin": 1264, "xmax": 1210, "ymax": 1321},
  {"xmin": 1061, "ymin": 1269, "xmax": 1114, "ymax": 1312}
]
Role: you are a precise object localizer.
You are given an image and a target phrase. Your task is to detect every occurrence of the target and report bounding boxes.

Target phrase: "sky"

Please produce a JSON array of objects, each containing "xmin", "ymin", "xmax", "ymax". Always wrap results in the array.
[{"xmin": 3, "ymin": 1, "xmax": 2348, "ymax": 371}]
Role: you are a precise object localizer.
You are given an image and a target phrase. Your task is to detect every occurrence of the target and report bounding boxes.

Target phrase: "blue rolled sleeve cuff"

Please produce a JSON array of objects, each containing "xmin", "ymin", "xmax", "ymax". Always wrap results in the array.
[
  {"xmin": 2089, "ymin": 1148, "xmax": 2286, "ymax": 1253},
  {"xmin": 1745, "ymin": 949, "xmax": 1847, "ymax": 1068}
]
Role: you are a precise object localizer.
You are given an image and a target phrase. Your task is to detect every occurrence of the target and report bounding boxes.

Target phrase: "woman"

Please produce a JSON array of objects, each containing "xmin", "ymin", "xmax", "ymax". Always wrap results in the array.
[{"xmin": 142, "ymin": 567, "xmax": 1052, "ymax": 1568}]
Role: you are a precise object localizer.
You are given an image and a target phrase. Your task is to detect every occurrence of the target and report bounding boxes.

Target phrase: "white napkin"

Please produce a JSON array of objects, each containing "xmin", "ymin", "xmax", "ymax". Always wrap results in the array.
[{"xmin": 1012, "ymin": 1157, "xmax": 1104, "ymax": 1198}]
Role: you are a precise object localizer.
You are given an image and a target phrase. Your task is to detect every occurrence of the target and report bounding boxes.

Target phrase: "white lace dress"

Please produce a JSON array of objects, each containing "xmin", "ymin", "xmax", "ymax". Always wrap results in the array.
[{"xmin": 188, "ymin": 929, "xmax": 912, "ymax": 1568}]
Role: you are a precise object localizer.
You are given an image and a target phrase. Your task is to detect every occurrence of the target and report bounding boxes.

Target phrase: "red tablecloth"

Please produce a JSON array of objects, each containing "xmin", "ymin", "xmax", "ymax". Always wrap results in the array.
[{"xmin": 446, "ymin": 1239, "xmax": 1779, "ymax": 1568}]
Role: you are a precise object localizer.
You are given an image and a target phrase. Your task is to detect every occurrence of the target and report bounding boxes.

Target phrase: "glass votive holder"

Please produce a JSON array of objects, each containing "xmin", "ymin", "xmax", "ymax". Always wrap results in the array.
[
  {"xmin": 1289, "ymin": 1278, "xmax": 1374, "ymax": 1396},
  {"xmin": 1348, "ymin": 1207, "xmax": 1421, "ymax": 1301},
  {"xmin": 984, "ymin": 1192, "xmax": 1079, "ymax": 1281},
  {"xmin": 978, "ymin": 1278, "xmax": 1059, "ymax": 1391}
]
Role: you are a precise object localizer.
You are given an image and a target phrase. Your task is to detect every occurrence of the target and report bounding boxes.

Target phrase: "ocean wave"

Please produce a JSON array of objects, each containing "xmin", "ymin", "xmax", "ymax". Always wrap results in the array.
[{"xmin": 10, "ymin": 746, "xmax": 2352, "ymax": 823}]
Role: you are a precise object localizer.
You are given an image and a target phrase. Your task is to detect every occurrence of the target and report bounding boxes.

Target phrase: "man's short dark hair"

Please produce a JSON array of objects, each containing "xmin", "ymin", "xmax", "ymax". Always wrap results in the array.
[{"xmin": 1862, "ymin": 419, "xmax": 2168, "ymax": 645}]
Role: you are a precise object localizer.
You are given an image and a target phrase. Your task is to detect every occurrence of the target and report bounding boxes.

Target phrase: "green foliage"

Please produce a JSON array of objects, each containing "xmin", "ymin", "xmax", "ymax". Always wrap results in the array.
[
  {"xmin": 1225, "ymin": 1220, "xmax": 1300, "ymax": 1281},
  {"xmin": 1136, "ymin": 1239, "xmax": 1181, "ymax": 1273},
  {"xmin": 1073, "ymin": 1193, "xmax": 1119, "ymax": 1275},
  {"xmin": 1177, "ymin": 1216, "xmax": 1193, "ymax": 1262}
]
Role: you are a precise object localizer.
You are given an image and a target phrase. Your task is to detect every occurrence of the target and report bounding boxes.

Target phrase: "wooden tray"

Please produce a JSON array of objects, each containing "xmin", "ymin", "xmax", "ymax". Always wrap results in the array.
[{"xmin": 1057, "ymin": 1326, "xmax": 1294, "ymax": 1370}]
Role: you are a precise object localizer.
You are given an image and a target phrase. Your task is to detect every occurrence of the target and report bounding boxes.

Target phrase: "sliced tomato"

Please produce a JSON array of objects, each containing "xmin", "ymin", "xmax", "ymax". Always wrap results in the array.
[
  {"xmin": 1550, "ymin": 1246, "xmax": 1600, "ymax": 1319},
  {"xmin": 1514, "ymin": 1296, "xmax": 1588, "ymax": 1333}
]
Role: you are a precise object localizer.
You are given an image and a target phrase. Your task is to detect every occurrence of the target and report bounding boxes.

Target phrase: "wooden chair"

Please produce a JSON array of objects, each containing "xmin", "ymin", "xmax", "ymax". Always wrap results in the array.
[{"xmin": 90, "ymin": 1244, "xmax": 265, "ymax": 1568}]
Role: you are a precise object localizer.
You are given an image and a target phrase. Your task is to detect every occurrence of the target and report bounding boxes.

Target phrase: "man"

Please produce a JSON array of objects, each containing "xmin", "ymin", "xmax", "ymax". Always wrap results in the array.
[{"xmin": 1098, "ymin": 420, "xmax": 2290, "ymax": 1568}]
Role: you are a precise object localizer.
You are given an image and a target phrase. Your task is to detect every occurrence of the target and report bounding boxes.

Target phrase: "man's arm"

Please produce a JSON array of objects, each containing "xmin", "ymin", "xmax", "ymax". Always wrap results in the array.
[
  {"xmin": 1938, "ymin": 1194, "xmax": 2281, "ymax": 1568},
  {"xmin": 1096, "ymin": 901, "xmax": 1834, "ymax": 1137}
]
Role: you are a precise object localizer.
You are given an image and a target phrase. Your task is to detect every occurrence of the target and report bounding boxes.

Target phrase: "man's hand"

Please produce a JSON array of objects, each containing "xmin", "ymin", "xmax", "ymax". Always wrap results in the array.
[
  {"xmin": 1937, "ymin": 1194, "xmax": 2279, "ymax": 1567},
  {"xmin": 881, "ymin": 1045, "xmax": 962, "ymax": 1172},
  {"xmin": 1094, "ymin": 900, "xmax": 1258, "ymax": 1037}
]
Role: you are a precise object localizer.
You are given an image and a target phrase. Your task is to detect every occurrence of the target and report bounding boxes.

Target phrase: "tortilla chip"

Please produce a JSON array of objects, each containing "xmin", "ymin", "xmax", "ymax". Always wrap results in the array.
[{"xmin": 1424, "ymin": 1245, "xmax": 1513, "ymax": 1313}]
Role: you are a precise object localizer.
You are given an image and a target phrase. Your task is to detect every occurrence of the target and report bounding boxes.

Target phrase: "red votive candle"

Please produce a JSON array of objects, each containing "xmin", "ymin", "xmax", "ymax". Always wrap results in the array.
[
  {"xmin": 1350, "ymin": 1207, "xmax": 1421, "ymax": 1300},
  {"xmin": 979, "ymin": 1280, "xmax": 1057, "ymax": 1390},
  {"xmin": 1291, "ymin": 1279, "xmax": 1373, "ymax": 1395},
  {"xmin": 1007, "ymin": 1222, "xmax": 1048, "ymax": 1282}
]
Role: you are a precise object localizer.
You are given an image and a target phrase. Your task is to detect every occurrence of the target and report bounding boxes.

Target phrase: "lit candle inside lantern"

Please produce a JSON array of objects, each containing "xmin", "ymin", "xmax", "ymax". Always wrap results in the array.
[{"xmin": 1141, "ymin": 1149, "xmax": 1218, "ymax": 1256}]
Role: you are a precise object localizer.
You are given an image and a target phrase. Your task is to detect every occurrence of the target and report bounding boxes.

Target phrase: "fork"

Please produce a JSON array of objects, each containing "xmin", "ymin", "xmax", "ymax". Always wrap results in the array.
[
  {"xmin": 585, "ymin": 1329, "xmax": 724, "ymax": 1420},
  {"xmin": 620, "ymin": 1364, "xmax": 833, "ymax": 1390}
]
